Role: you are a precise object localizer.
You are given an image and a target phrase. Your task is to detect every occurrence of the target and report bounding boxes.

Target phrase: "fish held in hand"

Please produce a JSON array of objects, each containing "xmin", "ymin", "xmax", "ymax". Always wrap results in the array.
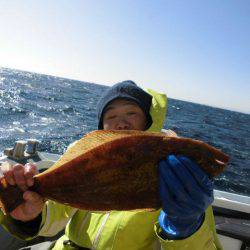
[{"xmin": 0, "ymin": 130, "xmax": 229, "ymax": 214}]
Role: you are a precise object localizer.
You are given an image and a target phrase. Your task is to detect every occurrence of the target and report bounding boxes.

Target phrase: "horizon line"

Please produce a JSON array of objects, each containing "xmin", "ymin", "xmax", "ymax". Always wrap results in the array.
[{"xmin": 1, "ymin": 65, "xmax": 249, "ymax": 116}]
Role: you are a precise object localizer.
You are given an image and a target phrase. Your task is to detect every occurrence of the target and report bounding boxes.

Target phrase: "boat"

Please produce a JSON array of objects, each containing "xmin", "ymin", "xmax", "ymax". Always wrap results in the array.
[{"xmin": 0, "ymin": 140, "xmax": 249, "ymax": 250}]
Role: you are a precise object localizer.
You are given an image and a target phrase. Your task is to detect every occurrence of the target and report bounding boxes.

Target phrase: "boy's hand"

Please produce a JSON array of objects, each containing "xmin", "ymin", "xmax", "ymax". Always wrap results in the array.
[
  {"xmin": 158, "ymin": 155, "xmax": 214, "ymax": 239},
  {"xmin": 1, "ymin": 163, "xmax": 45, "ymax": 222}
]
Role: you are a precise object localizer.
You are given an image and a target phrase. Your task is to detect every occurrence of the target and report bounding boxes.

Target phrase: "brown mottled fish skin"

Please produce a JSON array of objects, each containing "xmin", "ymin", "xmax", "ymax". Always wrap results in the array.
[{"xmin": 0, "ymin": 130, "xmax": 229, "ymax": 214}]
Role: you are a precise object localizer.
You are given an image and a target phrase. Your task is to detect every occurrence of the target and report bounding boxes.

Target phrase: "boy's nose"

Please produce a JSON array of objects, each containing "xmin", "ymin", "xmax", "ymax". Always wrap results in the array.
[{"xmin": 116, "ymin": 120, "xmax": 130, "ymax": 130}]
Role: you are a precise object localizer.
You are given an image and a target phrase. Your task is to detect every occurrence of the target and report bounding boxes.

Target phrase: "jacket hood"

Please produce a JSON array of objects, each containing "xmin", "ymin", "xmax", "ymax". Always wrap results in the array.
[{"xmin": 145, "ymin": 88, "xmax": 167, "ymax": 132}]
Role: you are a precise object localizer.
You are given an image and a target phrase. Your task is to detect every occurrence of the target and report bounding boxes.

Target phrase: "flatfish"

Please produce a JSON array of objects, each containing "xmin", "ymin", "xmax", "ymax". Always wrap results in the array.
[{"xmin": 0, "ymin": 130, "xmax": 229, "ymax": 214}]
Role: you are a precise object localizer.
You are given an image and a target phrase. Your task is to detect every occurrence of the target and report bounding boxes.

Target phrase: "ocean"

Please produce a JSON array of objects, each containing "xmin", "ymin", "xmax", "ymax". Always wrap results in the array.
[{"xmin": 0, "ymin": 67, "xmax": 249, "ymax": 196}]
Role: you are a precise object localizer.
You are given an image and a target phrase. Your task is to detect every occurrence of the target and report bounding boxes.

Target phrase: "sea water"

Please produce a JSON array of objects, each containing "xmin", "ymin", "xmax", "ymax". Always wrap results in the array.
[{"xmin": 0, "ymin": 67, "xmax": 249, "ymax": 196}]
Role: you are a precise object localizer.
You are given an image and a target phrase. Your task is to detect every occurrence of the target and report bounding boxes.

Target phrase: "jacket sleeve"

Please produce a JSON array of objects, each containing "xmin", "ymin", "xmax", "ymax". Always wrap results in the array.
[
  {"xmin": 0, "ymin": 210, "xmax": 42, "ymax": 240},
  {"xmin": 154, "ymin": 206, "xmax": 223, "ymax": 250},
  {"xmin": 0, "ymin": 200, "xmax": 77, "ymax": 240}
]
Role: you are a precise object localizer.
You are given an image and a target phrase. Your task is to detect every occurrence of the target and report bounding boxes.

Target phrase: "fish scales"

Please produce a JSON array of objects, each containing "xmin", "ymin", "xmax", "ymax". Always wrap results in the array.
[{"xmin": 0, "ymin": 130, "xmax": 229, "ymax": 214}]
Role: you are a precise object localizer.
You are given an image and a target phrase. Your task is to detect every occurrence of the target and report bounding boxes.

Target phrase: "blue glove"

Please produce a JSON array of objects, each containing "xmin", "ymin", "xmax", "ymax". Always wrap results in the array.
[{"xmin": 158, "ymin": 155, "xmax": 214, "ymax": 239}]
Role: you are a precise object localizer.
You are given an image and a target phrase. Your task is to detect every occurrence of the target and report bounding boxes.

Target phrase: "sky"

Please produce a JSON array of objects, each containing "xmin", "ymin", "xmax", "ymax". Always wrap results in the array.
[{"xmin": 0, "ymin": 0, "xmax": 249, "ymax": 114}]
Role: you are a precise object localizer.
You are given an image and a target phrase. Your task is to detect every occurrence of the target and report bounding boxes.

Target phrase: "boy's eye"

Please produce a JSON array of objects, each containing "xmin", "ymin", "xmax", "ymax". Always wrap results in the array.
[{"xmin": 127, "ymin": 112, "xmax": 136, "ymax": 115}]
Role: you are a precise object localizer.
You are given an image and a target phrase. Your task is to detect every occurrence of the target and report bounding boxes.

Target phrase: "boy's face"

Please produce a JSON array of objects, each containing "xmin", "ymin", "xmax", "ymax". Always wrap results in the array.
[{"xmin": 102, "ymin": 99, "xmax": 147, "ymax": 131}]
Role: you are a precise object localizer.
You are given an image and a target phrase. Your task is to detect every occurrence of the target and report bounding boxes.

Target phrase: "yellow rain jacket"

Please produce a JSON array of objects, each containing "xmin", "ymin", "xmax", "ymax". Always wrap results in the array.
[{"xmin": 0, "ymin": 89, "xmax": 222, "ymax": 250}]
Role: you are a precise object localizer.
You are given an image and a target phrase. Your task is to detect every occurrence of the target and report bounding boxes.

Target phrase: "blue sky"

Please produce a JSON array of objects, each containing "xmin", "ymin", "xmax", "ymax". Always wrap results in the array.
[{"xmin": 0, "ymin": 0, "xmax": 249, "ymax": 113}]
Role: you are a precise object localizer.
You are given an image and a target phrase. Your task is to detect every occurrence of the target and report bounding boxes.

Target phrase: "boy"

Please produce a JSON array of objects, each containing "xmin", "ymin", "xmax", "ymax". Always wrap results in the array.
[{"xmin": 0, "ymin": 81, "xmax": 222, "ymax": 249}]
